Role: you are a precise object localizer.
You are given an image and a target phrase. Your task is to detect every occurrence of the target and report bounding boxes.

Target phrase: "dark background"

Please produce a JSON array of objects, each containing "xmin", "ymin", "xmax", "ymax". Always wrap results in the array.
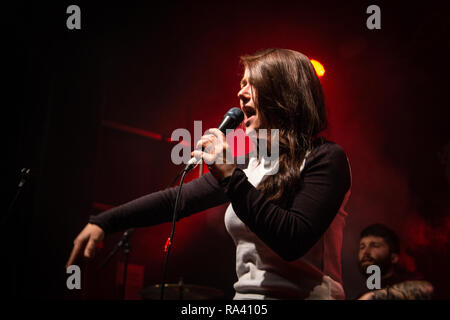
[{"xmin": 3, "ymin": 1, "xmax": 449, "ymax": 299}]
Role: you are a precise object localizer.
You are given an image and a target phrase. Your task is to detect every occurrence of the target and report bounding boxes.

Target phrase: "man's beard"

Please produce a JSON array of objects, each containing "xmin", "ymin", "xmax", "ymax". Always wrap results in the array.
[{"xmin": 358, "ymin": 255, "xmax": 393, "ymax": 276}]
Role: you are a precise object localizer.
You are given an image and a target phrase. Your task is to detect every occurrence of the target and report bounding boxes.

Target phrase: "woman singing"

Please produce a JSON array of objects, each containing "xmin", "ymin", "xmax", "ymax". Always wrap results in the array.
[{"xmin": 66, "ymin": 48, "xmax": 351, "ymax": 300}]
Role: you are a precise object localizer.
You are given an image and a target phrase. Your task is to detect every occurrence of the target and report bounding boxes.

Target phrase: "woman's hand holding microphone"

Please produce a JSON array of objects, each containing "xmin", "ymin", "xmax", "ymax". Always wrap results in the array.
[{"xmin": 191, "ymin": 128, "xmax": 236, "ymax": 182}]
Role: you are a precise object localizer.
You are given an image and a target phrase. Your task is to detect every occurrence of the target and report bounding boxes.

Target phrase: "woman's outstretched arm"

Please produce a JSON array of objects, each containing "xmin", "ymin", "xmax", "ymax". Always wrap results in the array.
[
  {"xmin": 89, "ymin": 172, "xmax": 229, "ymax": 234},
  {"xmin": 66, "ymin": 171, "xmax": 230, "ymax": 267}
]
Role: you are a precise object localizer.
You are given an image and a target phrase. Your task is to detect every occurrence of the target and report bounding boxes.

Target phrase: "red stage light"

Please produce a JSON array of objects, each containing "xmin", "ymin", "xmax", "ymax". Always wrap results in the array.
[{"xmin": 310, "ymin": 59, "xmax": 325, "ymax": 77}]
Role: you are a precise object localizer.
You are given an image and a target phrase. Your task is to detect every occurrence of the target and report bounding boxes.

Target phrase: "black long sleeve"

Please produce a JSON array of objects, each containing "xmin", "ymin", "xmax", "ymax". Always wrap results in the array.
[
  {"xmin": 89, "ymin": 171, "xmax": 229, "ymax": 234},
  {"xmin": 89, "ymin": 140, "xmax": 350, "ymax": 262},
  {"xmin": 219, "ymin": 141, "xmax": 351, "ymax": 261}
]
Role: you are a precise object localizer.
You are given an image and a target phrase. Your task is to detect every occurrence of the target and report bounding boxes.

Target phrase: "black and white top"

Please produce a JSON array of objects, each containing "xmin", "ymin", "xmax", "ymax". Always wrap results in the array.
[{"xmin": 89, "ymin": 138, "xmax": 351, "ymax": 299}]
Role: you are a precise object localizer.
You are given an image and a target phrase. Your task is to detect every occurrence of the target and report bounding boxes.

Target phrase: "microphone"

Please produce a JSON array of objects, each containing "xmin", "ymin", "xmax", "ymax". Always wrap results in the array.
[{"xmin": 184, "ymin": 107, "xmax": 244, "ymax": 172}]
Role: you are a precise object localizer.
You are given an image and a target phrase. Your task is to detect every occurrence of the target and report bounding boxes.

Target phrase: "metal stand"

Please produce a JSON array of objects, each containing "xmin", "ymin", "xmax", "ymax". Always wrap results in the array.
[
  {"xmin": 2, "ymin": 168, "xmax": 31, "ymax": 297},
  {"xmin": 1, "ymin": 168, "xmax": 31, "ymax": 226},
  {"xmin": 99, "ymin": 228, "xmax": 134, "ymax": 300}
]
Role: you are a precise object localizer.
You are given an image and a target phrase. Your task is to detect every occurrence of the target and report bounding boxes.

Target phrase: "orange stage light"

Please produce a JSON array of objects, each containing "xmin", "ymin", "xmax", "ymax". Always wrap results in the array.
[{"xmin": 310, "ymin": 59, "xmax": 325, "ymax": 77}]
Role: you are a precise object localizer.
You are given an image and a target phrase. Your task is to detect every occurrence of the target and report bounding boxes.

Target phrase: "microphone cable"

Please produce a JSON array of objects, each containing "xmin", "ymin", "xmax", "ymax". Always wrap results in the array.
[
  {"xmin": 159, "ymin": 107, "xmax": 243, "ymax": 299},
  {"xmin": 159, "ymin": 163, "xmax": 199, "ymax": 300}
]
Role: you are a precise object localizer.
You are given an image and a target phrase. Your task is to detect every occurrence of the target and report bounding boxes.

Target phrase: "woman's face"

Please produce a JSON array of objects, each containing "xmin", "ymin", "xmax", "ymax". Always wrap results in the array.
[{"xmin": 238, "ymin": 68, "xmax": 260, "ymax": 135}]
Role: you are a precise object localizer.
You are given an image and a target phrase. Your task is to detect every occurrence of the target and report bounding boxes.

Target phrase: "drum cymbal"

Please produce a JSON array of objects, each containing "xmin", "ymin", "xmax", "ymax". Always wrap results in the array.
[{"xmin": 140, "ymin": 283, "xmax": 224, "ymax": 300}]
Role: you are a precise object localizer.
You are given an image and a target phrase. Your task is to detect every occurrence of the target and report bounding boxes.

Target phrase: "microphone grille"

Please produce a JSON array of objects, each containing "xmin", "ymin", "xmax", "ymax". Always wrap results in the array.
[{"xmin": 226, "ymin": 107, "xmax": 244, "ymax": 123}]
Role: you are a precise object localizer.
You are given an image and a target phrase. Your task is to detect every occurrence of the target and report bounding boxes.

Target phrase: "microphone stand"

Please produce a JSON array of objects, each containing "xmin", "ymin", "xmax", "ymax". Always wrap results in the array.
[
  {"xmin": 99, "ymin": 228, "xmax": 134, "ymax": 300},
  {"xmin": 1, "ymin": 168, "xmax": 31, "ymax": 226},
  {"xmin": 2, "ymin": 168, "xmax": 31, "ymax": 298}
]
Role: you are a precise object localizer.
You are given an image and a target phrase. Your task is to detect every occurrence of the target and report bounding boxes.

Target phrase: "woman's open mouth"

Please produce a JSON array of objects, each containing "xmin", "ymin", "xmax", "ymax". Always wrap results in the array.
[{"xmin": 242, "ymin": 105, "xmax": 256, "ymax": 127}]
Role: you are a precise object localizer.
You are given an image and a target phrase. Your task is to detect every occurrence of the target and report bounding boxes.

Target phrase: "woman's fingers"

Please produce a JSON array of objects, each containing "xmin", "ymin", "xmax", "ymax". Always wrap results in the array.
[
  {"xmin": 66, "ymin": 245, "xmax": 80, "ymax": 268},
  {"xmin": 66, "ymin": 224, "xmax": 105, "ymax": 268},
  {"xmin": 208, "ymin": 128, "xmax": 233, "ymax": 162},
  {"xmin": 84, "ymin": 238, "xmax": 98, "ymax": 259},
  {"xmin": 195, "ymin": 129, "xmax": 226, "ymax": 150},
  {"xmin": 193, "ymin": 129, "xmax": 232, "ymax": 165},
  {"xmin": 196, "ymin": 129, "xmax": 227, "ymax": 151},
  {"xmin": 192, "ymin": 129, "xmax": 231, "ymax": 166},
  {"xmin": 192, "ymin": 150, "xmax": 215, "ymax": 165},
  {"xmin": 207, "ymin": 128, "xmax": 226, "ymax": 142},
  {"xmin": 66, "ymin": 236, "xmax": 97, "ymax": 268},
  {"xmin": 66, "ymin": 237, "xmax": 86, "ymax": 268},
  {"xmin": 195, "ymin": 134, "xmax": 215, "ymax": 150}
]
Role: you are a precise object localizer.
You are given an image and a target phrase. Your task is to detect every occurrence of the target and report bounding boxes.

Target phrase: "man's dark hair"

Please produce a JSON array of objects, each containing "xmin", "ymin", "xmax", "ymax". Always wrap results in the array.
[{"xmin": 360, "ymin": 224, "xmax": 400, "ymax": 254}]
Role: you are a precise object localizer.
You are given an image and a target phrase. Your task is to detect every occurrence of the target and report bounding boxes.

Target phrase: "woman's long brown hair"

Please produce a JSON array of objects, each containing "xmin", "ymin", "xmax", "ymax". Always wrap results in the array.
[{"xmin": 240, "ymin": 48, "xmax": 327, "ymax": 207}]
